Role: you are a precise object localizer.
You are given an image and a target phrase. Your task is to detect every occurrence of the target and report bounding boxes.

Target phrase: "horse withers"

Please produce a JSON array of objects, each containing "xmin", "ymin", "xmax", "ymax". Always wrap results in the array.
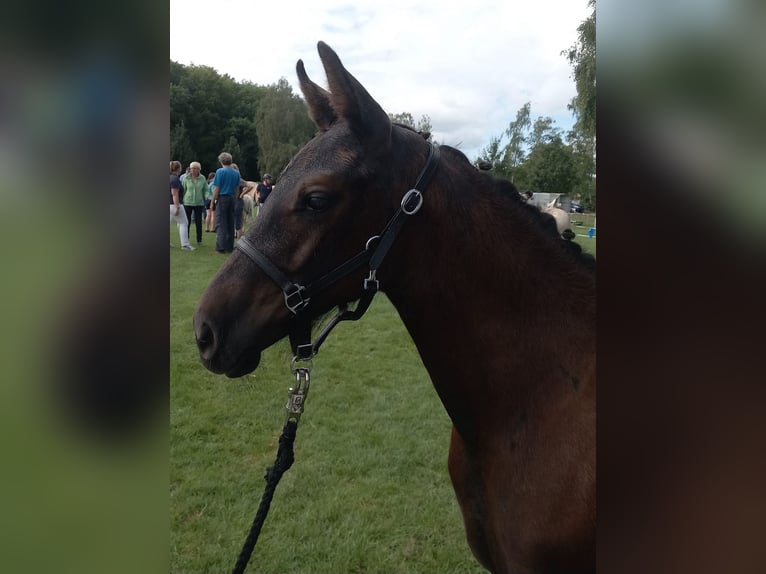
[{"xmin": 193, "ymin": 42, "xmax": 595, "ymax": 574}]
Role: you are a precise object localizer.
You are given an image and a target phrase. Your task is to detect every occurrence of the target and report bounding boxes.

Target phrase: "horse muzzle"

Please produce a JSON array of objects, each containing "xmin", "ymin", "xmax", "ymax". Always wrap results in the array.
[{"xmin": 193, "ymin": 314, "xmax": 263, "ymax": 378}]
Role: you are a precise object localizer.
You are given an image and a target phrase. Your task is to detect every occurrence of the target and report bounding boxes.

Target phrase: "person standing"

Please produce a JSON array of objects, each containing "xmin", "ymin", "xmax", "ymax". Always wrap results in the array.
[
  {"xmin": 211, "ymin": 152, "xmax": 240, "ymax": 254},
  {"xmin": 255, "ymin": 173, "xmax": 273, "ymax": 215},
  {"xmin": 169, "ymin": 160, "xmax": 194, "ymax": 251},
  {"xmin": 204, "ymin": 171, "xmax": 216, "ymax": 232},
  {"xmin": 182, "ymin": 161, "xmax": 209, "ymax": 246}
]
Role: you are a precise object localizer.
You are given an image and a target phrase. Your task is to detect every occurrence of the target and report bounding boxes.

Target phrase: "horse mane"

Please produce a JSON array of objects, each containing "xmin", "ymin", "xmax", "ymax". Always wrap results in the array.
[
  {"xmin": 435, "ymin": 143, "xmax": 596, "ymax": 273},
  {"xmin": 392, "ymin": 122, "xmax": 430, "ymax": 140}
]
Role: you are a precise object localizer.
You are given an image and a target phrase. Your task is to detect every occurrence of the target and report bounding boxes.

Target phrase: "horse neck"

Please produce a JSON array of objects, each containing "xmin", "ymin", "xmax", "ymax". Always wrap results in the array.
[{"xmin": 382, "ymin": 160, "xmax": 595, "ymax": 442}]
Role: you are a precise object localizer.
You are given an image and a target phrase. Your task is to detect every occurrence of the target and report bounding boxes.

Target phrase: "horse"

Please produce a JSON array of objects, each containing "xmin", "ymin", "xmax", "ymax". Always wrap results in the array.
[
  {"xmin": 193, "ymin": 41, "xmax": 596, "ymax": 574},
  {"xmin": 237, "ymin": 181, "xmax": 260, "ymax": 230},
  {"xmin": 543, "ymin": 200, "xmax": 576, "ymax": 240}
]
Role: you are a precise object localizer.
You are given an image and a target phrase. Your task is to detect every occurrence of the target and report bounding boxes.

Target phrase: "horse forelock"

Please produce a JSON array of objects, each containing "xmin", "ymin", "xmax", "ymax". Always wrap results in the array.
[{"xmin": 273, "ymin": 127, "xmax": 383, "ymax": 210}]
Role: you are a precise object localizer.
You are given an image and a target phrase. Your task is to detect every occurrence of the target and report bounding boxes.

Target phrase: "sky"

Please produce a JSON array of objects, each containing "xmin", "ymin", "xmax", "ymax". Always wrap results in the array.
[{"xmin": 170, "ymin": 0, "xmax": 591, "ymax": 161}]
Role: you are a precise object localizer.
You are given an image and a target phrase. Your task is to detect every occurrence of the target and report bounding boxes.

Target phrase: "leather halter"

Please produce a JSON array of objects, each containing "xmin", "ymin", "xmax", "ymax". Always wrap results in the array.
[{"xmin": 236, "ymin": 142, "xmax": 440, "ymax": 360}]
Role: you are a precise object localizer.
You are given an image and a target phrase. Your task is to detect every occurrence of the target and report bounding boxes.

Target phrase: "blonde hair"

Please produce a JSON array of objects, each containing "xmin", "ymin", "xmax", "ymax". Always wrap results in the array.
[{"xmin": 189, "ymin": 161, "xmax": 201, "ymax": 170}]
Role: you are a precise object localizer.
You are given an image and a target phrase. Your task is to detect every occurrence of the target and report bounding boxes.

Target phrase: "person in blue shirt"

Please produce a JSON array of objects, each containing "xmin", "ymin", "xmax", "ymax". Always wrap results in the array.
[{"xmin": 211, "ymin": 152, "xmax": 241, "ymax": 253}]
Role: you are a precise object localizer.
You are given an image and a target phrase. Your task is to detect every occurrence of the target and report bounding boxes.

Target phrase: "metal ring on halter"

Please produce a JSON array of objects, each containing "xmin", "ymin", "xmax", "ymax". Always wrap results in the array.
[
  {"xmin": 401, "ymin": 189, "xmax": 423, "ymax": 215},
  {"xmin": 365, "ymin": 235, "xmax": 381, "ymax": 250},
  {"xmin": 290, "ymin": 356, "xmax": 314, "ymax": 374}
]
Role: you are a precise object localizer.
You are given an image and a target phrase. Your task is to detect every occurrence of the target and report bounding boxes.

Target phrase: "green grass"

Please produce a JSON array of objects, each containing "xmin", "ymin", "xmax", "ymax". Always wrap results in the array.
[
  {"xmin": 170, "ymin": 226, "xmax": 483, "ymax": 574},
  {"xmin": 171, "ymin": 217, "xmax": 596, "ymax": 573},
  {"xmin": 571, "ymin": 213, "xmax": 597, "ymax": 257}
]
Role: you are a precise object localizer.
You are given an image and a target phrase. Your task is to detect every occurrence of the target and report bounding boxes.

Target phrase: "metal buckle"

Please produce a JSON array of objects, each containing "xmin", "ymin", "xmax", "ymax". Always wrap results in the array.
[
  {"xmin": 401, "ymin": 189, "xmax": 423, "ymax": 215},
  {"xmin": 295, "ymin": 342, "xmax": 314, "ymax": 361},
  {"xmin": 284, "ymin": 285, "xmax": 310, "ymax": 314},
  {"xmin": 290, "ymin": 355, "xmax": 314, "ymax": 374},
  {"xmin": 285, "ymin": 367, "xmax": 311, "ymax": 423},
  {"xmin": 364, "ymin": 269, "xmax": 379, "ymax": 292}
]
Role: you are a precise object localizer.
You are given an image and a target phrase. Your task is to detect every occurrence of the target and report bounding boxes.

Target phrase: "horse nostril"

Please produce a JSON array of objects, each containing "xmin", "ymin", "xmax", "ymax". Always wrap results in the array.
[{"xmin": 196, "ymin": 321, "xmax": 217, "ymax": 361}]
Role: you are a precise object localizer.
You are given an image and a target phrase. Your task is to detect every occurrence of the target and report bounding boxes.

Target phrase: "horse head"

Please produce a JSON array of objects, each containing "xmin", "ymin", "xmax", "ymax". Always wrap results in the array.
[{"xmin": 193, "ymin": 42, "xmax": 430, "ymax": 377}]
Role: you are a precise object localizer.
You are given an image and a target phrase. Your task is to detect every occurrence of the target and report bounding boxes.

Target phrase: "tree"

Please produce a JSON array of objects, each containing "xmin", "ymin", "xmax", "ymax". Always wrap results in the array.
[
  {"xmin": 170, "ymin": 120, "xmax": 195, "ymax": 166},
  {"xmin": 415, "ymin": 114, "xmax": 433, "ymax": 138},
  {"xmin": 477, "ymin": 135, "xmax": 504, "ymax": 170},
  {"xmin": 170, "ymin": 62, "xmax": 245, "ymax": 174},
  {"xmin": 254, "ymin": 78, "xmax": 316, "ymax": 178},
  {"xmin": 563, "ymin": 0, "xmax": 596, "ymax": 161},
  {"xmin": 389, "ymin": 112, "xmax": 415, "ymax": 127},
  {"xmin": 518, "ymin": 137, "xmax": 578, "ymax": 195},
  {"xmin": 223, "ymin": 115, "xmax": 259, "ymax": 178},
  {"xmin": 529, "ymin": 116, "xmax": 563, "ymax": 150},
  {"xmin": 222, "ymin": 135, "xmax": 242, "ymax": 168},
  {"xmin": 567, "ymin": 127, "xmax": 596, "ymax": 209},
  {"xmin": 389, "ymin": 112, "xmax": 435, "ymax": 140},
  {"xmin": 481, "ymin": 103, "xmax": 565, "ymax": 184},
  {"xmin": 498, "ymin": 102, "xmax": 531, "ymax": 179},
  {"xmin": 561, "ymin": 1, "xmax": 596, "ymax": 209}
]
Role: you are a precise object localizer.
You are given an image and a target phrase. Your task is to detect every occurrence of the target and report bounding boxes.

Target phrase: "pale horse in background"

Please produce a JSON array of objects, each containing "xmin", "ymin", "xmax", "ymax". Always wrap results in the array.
[
  {"xmin": 543, "ymin": 199, "xmax": 576, "ymax": 241},
  {"xmin": 240, "ymin": 181, "xmax": 259, "ymax": 229}
]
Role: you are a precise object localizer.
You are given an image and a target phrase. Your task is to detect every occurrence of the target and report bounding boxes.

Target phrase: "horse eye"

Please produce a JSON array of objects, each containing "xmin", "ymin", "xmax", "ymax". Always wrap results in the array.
[{"xmin": 304, "ymin": 193, "xmax": 331, "ymax": 212}]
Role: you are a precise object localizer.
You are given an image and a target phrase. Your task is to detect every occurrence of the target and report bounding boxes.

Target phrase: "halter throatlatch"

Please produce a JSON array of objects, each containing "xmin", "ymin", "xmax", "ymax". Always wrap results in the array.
[{"xmin": 236, "ymin": 142, "xmax": 441, "ymax": 361}]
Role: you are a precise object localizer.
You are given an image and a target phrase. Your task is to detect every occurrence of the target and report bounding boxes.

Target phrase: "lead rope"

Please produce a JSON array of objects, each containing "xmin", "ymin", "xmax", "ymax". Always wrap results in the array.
[{"xmin": 231, "ymin": 363, "xmax": 312, "ymax": 574}]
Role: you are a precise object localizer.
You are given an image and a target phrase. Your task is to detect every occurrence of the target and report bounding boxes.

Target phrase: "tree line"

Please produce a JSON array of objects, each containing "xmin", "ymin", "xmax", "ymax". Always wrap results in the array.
[
  {"xmin": 170, "ymin": 63, "xmax": 316, "ymax": 182},
  {"xmin": 477, "ymin": 0, "xmax": 595, "ymax": 208},
  {"xmin": 169, "ymin": 64, "xmax": 437, "ymax": 182},
  {"xmin": 171, "ymin": 2, "xmax": 594, "ymax": 207}
]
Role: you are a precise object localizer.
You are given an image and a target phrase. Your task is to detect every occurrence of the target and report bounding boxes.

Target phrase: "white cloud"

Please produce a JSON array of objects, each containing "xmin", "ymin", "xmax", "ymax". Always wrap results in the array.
[{"xmin": 170, "ymin": 0, "xmax": 591, "ymax": 159}]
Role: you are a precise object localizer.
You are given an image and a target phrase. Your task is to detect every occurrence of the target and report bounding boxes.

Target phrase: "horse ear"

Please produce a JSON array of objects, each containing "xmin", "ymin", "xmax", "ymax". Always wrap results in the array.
[
  {"xmin": 316, "ymin": 41, "xmax": 392, "ymax": 146},
  {"xmin": 297, "ymin": 59, "xmax": 337, "ymax": 131}
]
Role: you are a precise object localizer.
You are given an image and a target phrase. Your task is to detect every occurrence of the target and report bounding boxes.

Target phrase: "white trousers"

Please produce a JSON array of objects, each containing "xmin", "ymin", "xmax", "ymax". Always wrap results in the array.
[{"xmin": 169, "ymin": 204, "xmax": 191, "ymax": 247}]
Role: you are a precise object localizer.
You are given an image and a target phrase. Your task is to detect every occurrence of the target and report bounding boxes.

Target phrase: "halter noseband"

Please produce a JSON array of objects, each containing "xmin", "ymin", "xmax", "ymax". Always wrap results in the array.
[{"xmin": 236, "ymin": 142, "xmax": 441, "ymax": 360}]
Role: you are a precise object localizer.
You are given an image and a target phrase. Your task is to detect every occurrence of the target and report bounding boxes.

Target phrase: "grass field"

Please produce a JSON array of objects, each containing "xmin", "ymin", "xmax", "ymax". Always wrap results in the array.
[
  {"xmin": 570, "ymin": 213, "xmax": 597, "ymax": 256},
  {"xmin": 170, "ymin": 221, "xmax": 595, "ymax": 573}
]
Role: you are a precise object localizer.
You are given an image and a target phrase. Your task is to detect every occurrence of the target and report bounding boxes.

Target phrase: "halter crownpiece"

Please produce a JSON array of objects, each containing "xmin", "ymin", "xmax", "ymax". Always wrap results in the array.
[{"xmin": 236, "ymin": 142, "xmax": 441, "ymax": 359}]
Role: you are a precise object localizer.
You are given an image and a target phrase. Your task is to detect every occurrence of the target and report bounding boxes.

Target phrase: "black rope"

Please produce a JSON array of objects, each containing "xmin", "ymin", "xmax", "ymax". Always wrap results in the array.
[{"xmin": 231, "ymin": 420, "xmax": 298, "ymax": 574}]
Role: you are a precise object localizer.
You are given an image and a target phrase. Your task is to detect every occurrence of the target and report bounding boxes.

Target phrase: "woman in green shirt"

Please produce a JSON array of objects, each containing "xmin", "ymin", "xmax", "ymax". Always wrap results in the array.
[{"xmin": 182, "ymin": 161, "xmax": 211, "ymax": 246}]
